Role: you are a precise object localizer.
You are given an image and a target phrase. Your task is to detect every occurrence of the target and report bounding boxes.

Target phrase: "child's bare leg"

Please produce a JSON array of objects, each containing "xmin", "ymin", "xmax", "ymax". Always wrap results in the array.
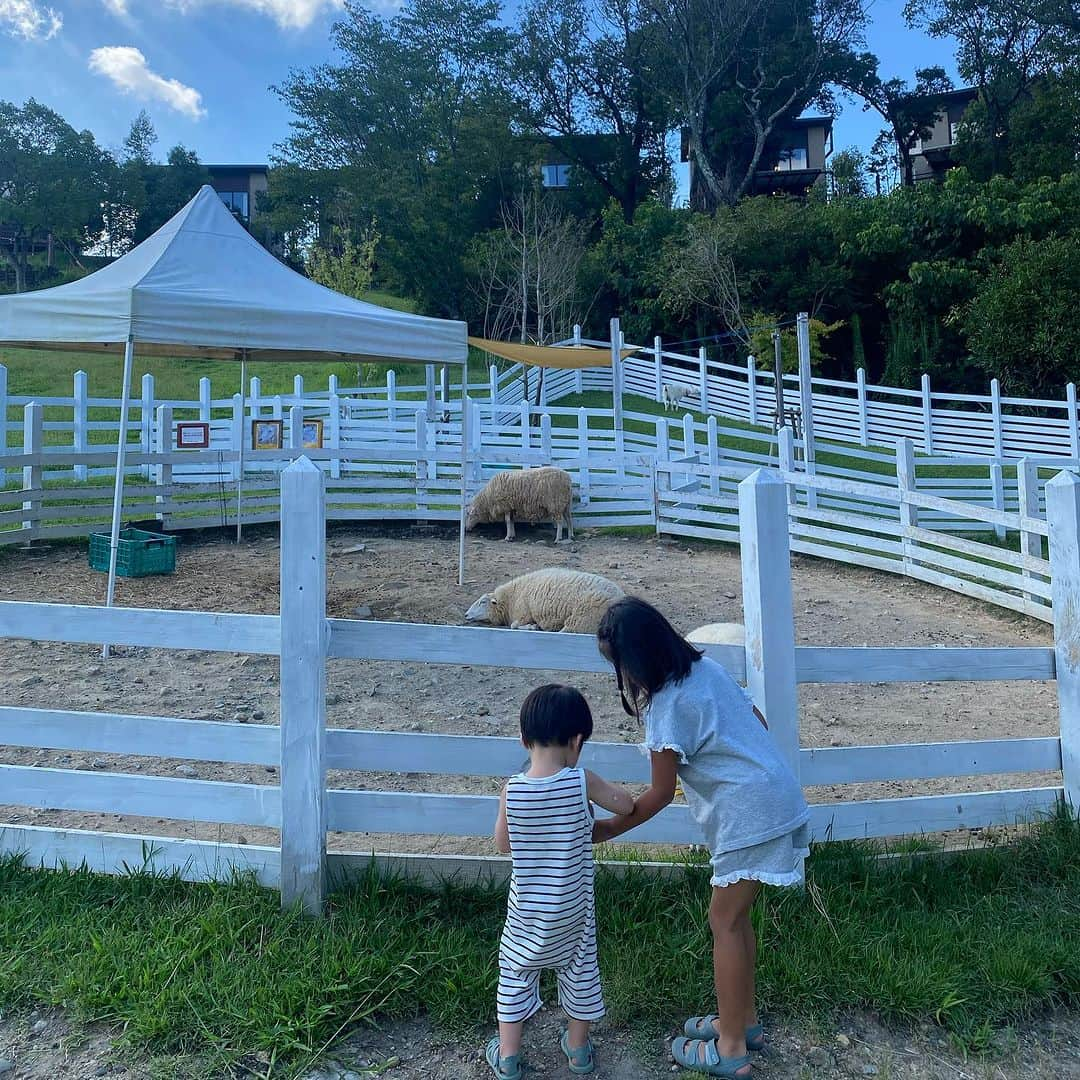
[
  {"xmin": 566, "ymin": 1017, "xmax": 591, "ymax": 1050},
  {"xmin": 708, "ymin": 879, "xmax": 759, "ymax": 1069},
  {"xmin": 741, "ymin": 913, "xmax": 759, "ymax": 1028},
  {"xmin": 499, "ymin": 1020, "xmax": 523, "ymax": 1058}
]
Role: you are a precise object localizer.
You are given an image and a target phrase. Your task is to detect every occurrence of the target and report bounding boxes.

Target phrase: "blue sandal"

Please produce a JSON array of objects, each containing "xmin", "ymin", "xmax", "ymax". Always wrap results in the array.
[
  {"xmin": 683, "ymin": 1017, "xmax": 764, "ymax": 1052},
  {"xmin": 485, "ymin": 1035, "xmax": 522, "ymax": 1080},
  {"xmin": 671, "ymin": 1036, "xmax": 752, "ymax": 1077},
  {"xmin": 560, "ymin": 1029, "xmax": 596, "ymax": 1074}
]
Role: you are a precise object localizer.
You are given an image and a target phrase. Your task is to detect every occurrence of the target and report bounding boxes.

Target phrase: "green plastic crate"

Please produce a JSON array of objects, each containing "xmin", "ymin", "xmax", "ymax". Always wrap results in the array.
[{"xmin": 89, "ymin": 528, "xmax": 176, "ymax": 578}]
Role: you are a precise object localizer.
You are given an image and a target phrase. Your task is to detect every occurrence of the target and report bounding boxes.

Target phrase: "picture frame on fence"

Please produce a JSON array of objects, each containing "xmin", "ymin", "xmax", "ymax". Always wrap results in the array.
[
  {"xmin": 175, "ymin": 422, "xmax": 210, "ymax": 450},
  {"xmin": 252, "ymin": 419, "xmax": 283, "ymax": 451},
  {"xmin": 301, "ymin": 418, "xmax": 324, "ymax": 449}
]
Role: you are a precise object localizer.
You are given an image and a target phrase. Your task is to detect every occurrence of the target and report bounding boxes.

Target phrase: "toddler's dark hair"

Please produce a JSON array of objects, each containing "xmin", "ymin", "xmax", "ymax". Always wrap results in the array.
[{"xmin": 520, "ymin": 684, "xmax": 594, "ymax": 747}]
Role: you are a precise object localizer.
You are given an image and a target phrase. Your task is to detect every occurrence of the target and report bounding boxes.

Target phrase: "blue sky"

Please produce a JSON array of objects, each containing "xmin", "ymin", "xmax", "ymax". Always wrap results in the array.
[{"xmin": 1, "ymin": 0, "xmax": 959, "ymax": 178}]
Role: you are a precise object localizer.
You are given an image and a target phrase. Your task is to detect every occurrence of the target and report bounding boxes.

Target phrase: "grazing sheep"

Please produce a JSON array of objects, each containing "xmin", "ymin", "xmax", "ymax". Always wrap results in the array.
[
  {"xmin": 464, "ymin": 568, "xmax": 624, "ymax": 634},
  {"xmin": 687, "ymin": 622, "xmax": 745, "ymax": 646},
  {"xmin": 662, "ymin": 383, "xmax": 698, "ymax": 411},
  {"xmin": 466, "ymin": 466, "xmax": 573, "ymax": 542}
]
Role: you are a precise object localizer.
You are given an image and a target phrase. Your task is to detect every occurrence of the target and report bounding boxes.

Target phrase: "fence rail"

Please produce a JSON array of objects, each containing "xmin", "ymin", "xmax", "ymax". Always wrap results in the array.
[{"xmin": 0, "ymin": 460, "xmax": 1075, "ymax": 909}]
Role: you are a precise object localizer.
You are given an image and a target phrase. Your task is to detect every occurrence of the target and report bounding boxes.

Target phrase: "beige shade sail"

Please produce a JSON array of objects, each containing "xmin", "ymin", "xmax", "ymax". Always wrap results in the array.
[{"xmin": 469, "ymin": 337, "xmax": 641, "ymax": 369}]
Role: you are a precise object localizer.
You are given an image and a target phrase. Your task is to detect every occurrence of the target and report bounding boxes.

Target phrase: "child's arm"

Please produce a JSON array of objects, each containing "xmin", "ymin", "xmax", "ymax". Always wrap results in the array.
[
  {"xmin": 584, "ymin": 770, "xmax": 634, "ymax": 817},
  {"xmin": 494, "ymin": 783, "xmax": 511, "ymax": 854},
  {"xmin": 592, "ymin": 749, "xmax": 678, "ymax": 843}
]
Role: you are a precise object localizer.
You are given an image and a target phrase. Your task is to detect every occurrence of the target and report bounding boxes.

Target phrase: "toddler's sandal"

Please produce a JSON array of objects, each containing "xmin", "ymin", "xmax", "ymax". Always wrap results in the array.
[
  {"xmin": 682, "ymin": 1017, "xmax": 764, "ymax": 1052},
  {"xmin": 560, "ymin": 1029, "xmax": 596, "ymax": 1074},
  {"xmin": 671, "ymin": 1036, "xmax": 752, "ymax": 1077},
  {"xmin": 485, "ymin": 1035, "xmax": 522, "ymax": 1080}
]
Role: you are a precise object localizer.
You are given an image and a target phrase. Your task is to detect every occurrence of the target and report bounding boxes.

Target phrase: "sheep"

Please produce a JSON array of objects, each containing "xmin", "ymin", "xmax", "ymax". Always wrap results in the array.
[
  {"xmin": 662, "ymin": 383, "xmax": 698, "ymax": 411},
  {"xmin": 465, "ymin": 466, "xmax": 573, "ymax": 543},
  {"xmin": 687, "ymin": 622, "xmax": 745, "ymax": 646},
  {"xmin": 464, "ymin": 568, "xmax": 624, "ymax": 634}
]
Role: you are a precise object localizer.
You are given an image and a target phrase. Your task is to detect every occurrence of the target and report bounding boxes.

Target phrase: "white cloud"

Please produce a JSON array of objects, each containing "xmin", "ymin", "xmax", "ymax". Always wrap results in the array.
[
  {"xmin": 106, "ymin": 0, "xmax": 347, "ymax": 30},
  {"xmin": 101, "ymin": 0, "xmax": 129, "ymax": 14},
  {"xmin": 0, "ymin": 0, "xmax": 62, "ymax": 40},
  {"xmin": 89, "ymin": 46, "xmax": 206, "ymax": 120}
]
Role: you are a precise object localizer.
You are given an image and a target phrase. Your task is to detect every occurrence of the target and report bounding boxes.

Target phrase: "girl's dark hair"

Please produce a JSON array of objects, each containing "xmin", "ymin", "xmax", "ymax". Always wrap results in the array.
[
  {"xmin": 520, "ymin": 684, "xmax": 594, "ymax": 747},
  {"xmin": 596, "ymin": 597, "xmax": 702, "ymax": 718}
]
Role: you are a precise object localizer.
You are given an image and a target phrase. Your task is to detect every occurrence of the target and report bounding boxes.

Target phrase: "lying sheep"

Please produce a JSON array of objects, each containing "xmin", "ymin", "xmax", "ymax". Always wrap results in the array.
[
  {"xmin": 466, "ymin": 466, "xmax": 573, "ymax": 542},
  {"xmin": 464, "ymin": 568, "xmax": 624, "ymax": 634},
  {"xmin": 687, "ymin": 622, "xmax": 745, "ymax": 646},
  {"xmin": 662, "ymin": 383, "xmax": 698, "ymax": 411}
]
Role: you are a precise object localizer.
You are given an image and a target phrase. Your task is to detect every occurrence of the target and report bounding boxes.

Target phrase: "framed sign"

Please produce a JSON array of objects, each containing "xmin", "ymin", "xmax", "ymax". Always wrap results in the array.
[
  {"xmin": 302, "ymin": 418, "xmax": 324, "ymax": 449},
  {"xmin": 175, "ymin": 422, "xmax": 210, "ymax": 449},
  {"xmin": 252, "ymin": 419, "xmax": 283, "ymax": 451}
]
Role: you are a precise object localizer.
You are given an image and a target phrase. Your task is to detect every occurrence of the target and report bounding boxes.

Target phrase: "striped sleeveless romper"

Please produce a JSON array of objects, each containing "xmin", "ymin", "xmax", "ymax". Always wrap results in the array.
[{"xmin": 497, "ymin": 766, "xmax": 605, "ymax": 1024}]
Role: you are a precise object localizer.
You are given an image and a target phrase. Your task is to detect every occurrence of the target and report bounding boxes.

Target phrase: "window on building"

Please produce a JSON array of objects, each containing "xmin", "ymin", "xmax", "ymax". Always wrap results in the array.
[
  {"xmin": 218, "ymin": 190, "xmax": 250, "ymax": 221},
  {"xmin": 541, "ymin": 163, "xmax": 571, "ymax": 189},
  {"xmin": 909, "ymin": 137, "xmax": 924, "ymax": 155},
  {"xmin": 948, "ymin": 121, "xmax": 960, "ymax": 145},
  {"xmin": 774, "ymin": 146, "xmax": 809, "ymax": 171}
]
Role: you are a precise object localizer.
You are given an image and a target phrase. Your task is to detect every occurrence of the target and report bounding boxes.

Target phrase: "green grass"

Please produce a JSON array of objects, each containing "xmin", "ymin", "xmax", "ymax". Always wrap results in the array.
[{"xmin": 2, "ymin": 811, "xmax": 1079, "ymax": 1071}]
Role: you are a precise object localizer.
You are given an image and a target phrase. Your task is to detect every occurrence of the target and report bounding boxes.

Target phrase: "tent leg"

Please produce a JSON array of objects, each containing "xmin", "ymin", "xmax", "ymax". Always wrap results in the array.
[
  {"xmin": 103, "ymin": 337, "xmax": 136, "ymax": 660},
  {"xmin": 236, "ymin": 354, "xmax": 247, "ymax": 543},
  {"xmin": 458, "ymin": 391, "xmax": 469, "ymax": 587}
]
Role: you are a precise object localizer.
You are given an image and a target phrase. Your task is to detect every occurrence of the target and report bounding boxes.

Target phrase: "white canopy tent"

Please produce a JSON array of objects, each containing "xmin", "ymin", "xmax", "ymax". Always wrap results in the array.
[{"xmin": 0, "ymin": 185, "xmax": 470, "ymax": 649}]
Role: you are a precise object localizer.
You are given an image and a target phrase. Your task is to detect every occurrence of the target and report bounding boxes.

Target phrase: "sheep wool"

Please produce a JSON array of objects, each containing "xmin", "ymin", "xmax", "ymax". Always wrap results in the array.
[
  {"xmin": 466, "ymin": 568, "xmax": 624, "ymax": 634},
  {"xmin": 466, "ymin": 466, "xmax": 573, "ymax": 542},
  {"xmin": 686, "ymin": 622, "xmax": 745, "ymax": 646}
]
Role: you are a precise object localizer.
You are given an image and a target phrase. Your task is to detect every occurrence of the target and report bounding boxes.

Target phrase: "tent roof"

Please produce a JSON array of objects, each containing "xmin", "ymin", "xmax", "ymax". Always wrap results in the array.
[
  {"xmin": 469, "ymin": 337, "xmax": 638, "ymax": 369},
  {"xmin": 0, "ymin": 186, "xmax": 467, "ymax": 365}
]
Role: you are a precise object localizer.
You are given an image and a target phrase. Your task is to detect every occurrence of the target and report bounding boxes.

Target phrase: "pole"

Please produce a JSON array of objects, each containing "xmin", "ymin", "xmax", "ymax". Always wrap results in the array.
[
  {"xmin": 772, "ymin": 330, "xmax": 784, "ymax": 427},
  {"xmin": 458, "ymin": 386, "xmax": 469, "ymax": 587},
  {"xmin": 103, "ymin": 336, "xmax": 136, "ymax": 660},
  {"xmin": 236, "ymin": 352, "xmax": 248, "ymax": 543}
]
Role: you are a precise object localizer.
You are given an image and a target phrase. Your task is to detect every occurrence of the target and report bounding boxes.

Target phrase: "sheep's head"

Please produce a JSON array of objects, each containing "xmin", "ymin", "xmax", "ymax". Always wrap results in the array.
[
  {"xmin": 465, "ymin": 500, "xmax": 480, "ymax": 531},
  {"xmin": 465, "ymin": 593, "xmax": 495, "ymax": 623}
]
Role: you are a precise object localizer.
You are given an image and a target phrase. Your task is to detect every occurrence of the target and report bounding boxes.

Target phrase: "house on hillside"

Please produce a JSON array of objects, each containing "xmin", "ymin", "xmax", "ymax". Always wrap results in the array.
[
  {"xmin": 680, "ymin": 116, "xmax": 835, "ymax": 203},
  {"xmin": 205, "ymin": 164, "xmax": 269, "ymax": 225},
  {"xmin": 899, "ymin": 87, "xmax": 979, "ymax": 183}
]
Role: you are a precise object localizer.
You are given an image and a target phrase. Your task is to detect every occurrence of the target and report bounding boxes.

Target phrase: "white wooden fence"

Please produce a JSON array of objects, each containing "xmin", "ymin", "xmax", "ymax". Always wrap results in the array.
[{"xmin": 0, "ymin": 460, "xmax": 1073, "ymax": 911}]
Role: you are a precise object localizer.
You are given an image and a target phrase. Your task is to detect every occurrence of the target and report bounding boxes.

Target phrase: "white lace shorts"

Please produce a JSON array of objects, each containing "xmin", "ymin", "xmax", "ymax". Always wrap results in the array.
[{"xmin": 710, "ymin": 822, "xmax": 810, "ymax": 889}]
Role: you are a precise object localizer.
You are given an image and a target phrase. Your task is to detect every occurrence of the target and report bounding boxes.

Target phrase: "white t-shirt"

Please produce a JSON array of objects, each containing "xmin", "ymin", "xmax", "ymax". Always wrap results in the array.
[{"xmin": 643, "ymin": 656, "xmax": 809, "ymax": 855}]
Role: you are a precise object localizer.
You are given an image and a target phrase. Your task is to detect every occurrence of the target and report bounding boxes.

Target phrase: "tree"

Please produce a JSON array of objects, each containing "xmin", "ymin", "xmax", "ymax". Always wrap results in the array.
[
  {"xmin": 829, "ymin": 147, "xmax": 869, "ymax": 197},
  {"xmin": 305, "ymin": 222, "xmax": 380, "ymax": 298},
  {"xmin": 651, "ymin": 0, "xmax": 867, "ymax": 209},
  {"xmin": 0, "ymin": 99, "xmax": 111, "ymax": 292},
  {"xmin": 905, "ymin": 0, "xmax": 1080, "ymax": 176},
  {"xmin": 513, "ymin": 0, "xmax": 672, "ymax": 222},
  {"xmin": 130, "ymin": 144, "xmax": 210, "ymax": 245}
]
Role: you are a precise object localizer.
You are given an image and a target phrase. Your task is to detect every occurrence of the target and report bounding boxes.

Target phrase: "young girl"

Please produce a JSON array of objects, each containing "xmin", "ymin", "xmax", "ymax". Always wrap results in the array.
[
  {"xmin": 487, "ymin": 684, "xmax": 634, "ymax": 1080},
  {"xmin": 594, "ymin": 598, "xmax": 809, "ymax": 1079}
]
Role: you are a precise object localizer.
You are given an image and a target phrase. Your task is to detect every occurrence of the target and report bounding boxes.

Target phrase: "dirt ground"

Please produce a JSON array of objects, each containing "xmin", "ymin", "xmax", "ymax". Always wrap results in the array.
[{"xmin": 3, "ymin": 1003, "xmax": 1080, "ymax": 1079}]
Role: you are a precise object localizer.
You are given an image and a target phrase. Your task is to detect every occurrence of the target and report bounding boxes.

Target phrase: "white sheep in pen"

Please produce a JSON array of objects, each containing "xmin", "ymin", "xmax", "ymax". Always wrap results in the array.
[
  {"xmin": 686, "ymin": 622, "xmax": 745, "ymax": 646},
  {"xmin": 465, "ymin": 466, "xmax": 573, "ymax": 542},
  {"xmin": 465, "ymin": 568, "xmax": 624, "ymax": 634},
  {"xmin": 662, "ymin": 382, "xmax": 698, "ymax": 411}
]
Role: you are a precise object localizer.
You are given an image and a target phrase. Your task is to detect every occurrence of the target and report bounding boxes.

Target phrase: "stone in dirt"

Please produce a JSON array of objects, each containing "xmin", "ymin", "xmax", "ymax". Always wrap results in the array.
[
  {"xmin": 352, "ymin": 605, "xmax": 374, "ymax": 619},
  {"xmin": 0, "ymin": 1058, "xmax": 14, "ymax": 1075},
  {"xmin": 806, "ymin": 1046, "xmax": 833, "ymax": 1068},
  {"xmin": 338, "ymin": 544, "xmax": 367, "ymax": 555}
]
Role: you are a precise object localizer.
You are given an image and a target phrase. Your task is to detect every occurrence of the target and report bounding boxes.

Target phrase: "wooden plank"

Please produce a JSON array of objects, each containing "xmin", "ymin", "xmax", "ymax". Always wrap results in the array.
[
  {"xmin": 0, "ymin": 707, "xmax": 279, "ymax": 764},
  {"xmin": 802, "ymin": 737, "xmax": 1061, "ymax": 785},
  {"xmin": 0, "ymin": 601, "xmax": 279, "ymax": 654},
  {"xmin": 279, "ymin": 457, "xmax": 328, "ymax": 914},
  {"xmin": 0, "ymin": 824, "xmax": 280, "ymax": 887},
  {"xmin": 794, "ymin": 646, "xmax": 1055, "ymax": 683},
  {"xmin": 808, "ymin": 786, "xmax": 1062, "ymax": 842},
  {"xmin": 0, "ymin": 764, "xmax": 281, "ymax": 825}
]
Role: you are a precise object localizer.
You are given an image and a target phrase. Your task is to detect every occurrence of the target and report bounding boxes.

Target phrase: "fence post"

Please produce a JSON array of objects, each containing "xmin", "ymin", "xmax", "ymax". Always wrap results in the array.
[
  {"xmin": 1046, "ymin": 469, "xmax": 1080, "ymax": 809},
  {"xmin": 73, "ymin": 369, "xmax": 88, "ymax": 481},
  {"xmin": 856, "ymin": 368, "xmax": 869, "ymax": 447},
  {"xmin": 489, "ymin": 364, "xmax": 498, "ymax": 407},
  {"xmin": 273, "ymin": 394, "xmax": 283, "ymax": 421},
  {"xmin": 469, "ymin": 401, "xmax": 483, "ymax": 485},
  {"xmin": 541, "ymin": 413, "xmax": 552, "ymax": 462},
  {"xmin": 610, "ymin": 316, "xmax": 623, "ymax": 441},
  {"xmin": 426, "ymin": 364, "xmax": 437, "ymax": 420},
  {"xmin": 232, "ymin": 394, "xmax": 244, "ymax": 481},
  {"xmin": 707, "ymin": 415, "xmax": 720, "ymax": 496},
  {"xmin": 573, "ymin": 323, "xmax": 582, "ymax": 346},
  {"xmin": 22, "ymin": 403, "xmax": 43, "ymax": 540},
  {"xmin": 0, "ymin": 363, "xmax": 6, "ymax": 489},
  {"xmin": 1017, "ymin": 458, "xmax": 1041, "ymax": 606},
  {"xmin": 746, "ymin": 355, "xmax": 758, "ymax": 426},
  {"xmin": 387, "ymin": 370, "xmax": 397, "ymax": 423},
  {"xmin": 698, "ymin": 346, "xmax": 709, "ymax": 413},
  {"xmin": 578, "ymin": 409, "xmax": 590, "ymax": 506},
  {"xmin": 327, "ymin": 373, "xmax": 337, "ymax": 399},
  {"xmin": 921, "ymin": 373, "xmax": 933, "ymax": 454},
  {"xmin": 199, "ymin": 377, "xmax": 211, "ymax": 423},
  {"xmin": 778, "ymin": 425, "xmax": 796, "ymax": 506},
  {"xmin": 288, "ymin": 404, "xmax": 303, "ymax": 453},
  {"xmin": 575, "ymin": 367, "xmax": 583, "ymax": 395},
  {"xmin": 415, "ymin": 408, "xmax": 428, "ymax": 518},
  {"xmin": 279, "ymin": 456, "xmax": 328, "ymax": 914},
  {"xmin": 896, "ymin": 438, "xmax": 917, "ymax": 571},
  {"xmin": 990, "ymin": 378, "xmax": 1004, "ymax": 458},
  {"xmin": 654, "ymin": 336, "xmax": 663, "ymax": 403},
  {"xmin": 140, "ymin": 373, "xmax": 155, "ymax": 481},
  {"xmin": 990, "ymin": 461, "xmax": 1006, "ymax": 542},
  {"xmin": 293, "ymin": 374, "xmax": 304, "ymax": 406},
  {"xmin": 328, "ymin": 389, "xmax": 342, "ymax": 480},
  {"xmin": 655, "ymin": 418, "xmax": 670, "ymax": 536},
  {"xmin": 520, "ymin": 401, "xmax": 531, "ymax": 450},
  {"xmin": 796, "ymin": 313, "xmax": 817, "ymax": 510},
  {"xmin": 738, "ymin": 469, "xmax": 799, "ymax": 779},
  {"xmin": 156, "ymin": 405, "xmax": 172, "ymax": 528},
  {"xmin": 440, "ymin": 365, "xmax": 450, "ymax": 410},
  {"xmin": 250, "ymin": 376, "xmax": 262, "ymax": 420},
  {"xmin": 1068, "ymin": 383, "xmax": 1079, "ymax": 460}
]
